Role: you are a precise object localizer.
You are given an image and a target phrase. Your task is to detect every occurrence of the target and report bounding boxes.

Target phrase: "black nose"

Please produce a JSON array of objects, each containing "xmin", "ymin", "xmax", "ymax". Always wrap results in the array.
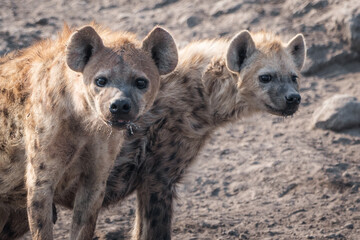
[
  {"xmin": 109, "ymin": 99, "xmax": 131, "ymax": 114},
  {"xmin": 285, "ymin": 93, "xmax": 301, "ymax": 105}
]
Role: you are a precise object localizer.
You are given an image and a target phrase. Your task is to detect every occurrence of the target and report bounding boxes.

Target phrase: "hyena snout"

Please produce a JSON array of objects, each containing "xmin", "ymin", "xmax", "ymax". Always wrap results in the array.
[
  {"xmin": 107, "ymin": 97, "xmax": 137, "ymax": 129},
  {"xmin": 109, "ymin": 99, "xmax": 131, "ymax": 115},
  {"xmin": 285, "ymin": 93, "xmax": 301, "ymax": 105}
]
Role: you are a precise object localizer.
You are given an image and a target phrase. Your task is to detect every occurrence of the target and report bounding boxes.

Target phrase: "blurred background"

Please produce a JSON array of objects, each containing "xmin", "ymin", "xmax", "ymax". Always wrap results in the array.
[{"xmin": 1, "ymin": 0, "xmax": 359, "ymax": 239}]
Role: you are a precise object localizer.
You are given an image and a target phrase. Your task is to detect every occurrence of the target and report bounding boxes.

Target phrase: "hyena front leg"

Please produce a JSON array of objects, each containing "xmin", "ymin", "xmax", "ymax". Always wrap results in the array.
[
  {"xmin": 132, "ymin": 181, "xmax": 174, "ymax": 240},
  {"xmin": 70, "ymin": 152, "xmax": 115, "ymax": 240},
  {"xmin": 26, "ymin": 151, "xmax": 65, "ymax": 240}
]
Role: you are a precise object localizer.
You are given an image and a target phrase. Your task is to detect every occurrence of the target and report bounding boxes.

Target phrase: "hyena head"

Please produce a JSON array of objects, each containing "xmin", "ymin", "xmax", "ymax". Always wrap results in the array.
[
  {"xmin": 66, "ymin": 26, "xmax": 178, "ymax": 129},
  {"xmin": 226, "ymin": 30, "xmax": 306, "ymax": 116}
]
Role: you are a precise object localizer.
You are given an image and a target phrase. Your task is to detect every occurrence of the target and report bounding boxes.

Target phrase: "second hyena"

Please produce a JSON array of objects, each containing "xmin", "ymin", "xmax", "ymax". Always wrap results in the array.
[
  {"xmin": 102, "ymin": 30, "xmax": 307, "ymax": 240},
  {"xmin": 0, "ymin": 24, "xmax": 178, "ymax": 240}
]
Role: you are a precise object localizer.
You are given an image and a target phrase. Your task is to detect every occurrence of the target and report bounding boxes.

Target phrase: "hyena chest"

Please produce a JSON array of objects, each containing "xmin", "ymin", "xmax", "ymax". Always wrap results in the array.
[{"xmin": 54, "ymin": 168, "xmax": 82, "ymax": 207}]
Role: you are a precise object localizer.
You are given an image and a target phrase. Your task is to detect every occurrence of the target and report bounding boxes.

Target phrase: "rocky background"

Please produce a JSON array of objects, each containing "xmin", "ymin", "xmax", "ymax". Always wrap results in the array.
[{"xmin": 1, "ymin": 0, "xmax": 359, "ymax": 239}]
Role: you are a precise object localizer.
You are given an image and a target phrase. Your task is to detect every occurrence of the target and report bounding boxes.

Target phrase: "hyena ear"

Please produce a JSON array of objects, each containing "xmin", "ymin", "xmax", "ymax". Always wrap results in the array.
[
  {"xmin": 286, "ymin": 34, "xmax": 306, "ymax": 71},
  {"xmin": 226, "ymin": 30, "xmax": 256, "ymax": 73},
  {"xmin": 66, "ymin": 26, "xmax": 104, "ymax": 72},
  {"xmin": 142, "ymin": 27, "xmax": 178, "ymax": 75}
]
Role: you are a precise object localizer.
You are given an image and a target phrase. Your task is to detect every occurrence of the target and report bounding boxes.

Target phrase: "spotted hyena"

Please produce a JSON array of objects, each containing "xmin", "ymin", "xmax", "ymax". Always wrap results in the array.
[
  {"xmin": 101, "ymin": 30, "xmax": 307, "ymax": 240},
  {"xmin": 0, "ymin": 24, "xmax": 178, "ymax": 240}
]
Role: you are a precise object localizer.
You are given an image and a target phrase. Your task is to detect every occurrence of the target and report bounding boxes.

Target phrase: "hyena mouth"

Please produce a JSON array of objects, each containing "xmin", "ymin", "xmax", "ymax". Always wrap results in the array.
[
  {"xmin": 107, "ymin": 119, "xmax": 131, "ymax": 129},
  {"xmin": 265, "ymin": 104, "xmax": 298, "ymax": 117}
]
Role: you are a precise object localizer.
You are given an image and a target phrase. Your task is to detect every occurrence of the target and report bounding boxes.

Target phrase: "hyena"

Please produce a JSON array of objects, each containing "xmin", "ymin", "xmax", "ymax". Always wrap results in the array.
[
  {"xmin": 0, "ymin": 23, "xmax": 178, "ymax": 240},
  {"xmin": 101, "ymin": 30, "xmax": 306, "ymax": 240}
]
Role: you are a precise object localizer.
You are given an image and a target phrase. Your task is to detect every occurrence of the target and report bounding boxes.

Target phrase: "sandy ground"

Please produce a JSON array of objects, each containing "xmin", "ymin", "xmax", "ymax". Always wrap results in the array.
[{"xmin": 1, "ymin": 0, "xmax": 359, "ymax": 239}]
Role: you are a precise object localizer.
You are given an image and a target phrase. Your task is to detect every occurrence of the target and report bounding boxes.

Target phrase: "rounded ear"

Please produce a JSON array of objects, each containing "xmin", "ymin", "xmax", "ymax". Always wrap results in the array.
[
  {"xmin": 66, "ymin": 26, "xmax": 104, "ymax": 73},
  {"xmin": 286, "ymin": 34, "xmax": 306, "ymax": 71},
  {"xmin": 226, "ymin": 30, "xmax": 256, "ymax": 73},
  {"xmin": 142, "ymin": 27, "xmax": 178, "ymax": 75}
]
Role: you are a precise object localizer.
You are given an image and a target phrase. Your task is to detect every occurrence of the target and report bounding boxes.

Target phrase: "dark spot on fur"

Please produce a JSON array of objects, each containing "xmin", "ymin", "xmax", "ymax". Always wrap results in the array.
[
  {"xmin": 294, "ymin": 45, "xmax": 300, "ymax": 52},
  {"xmin": 8, "ymin": 90, "xmax": 15, "ymax": 102},
  {"xmin": 0, "ymin": 142, "xmax": 6, "ymax": 151},
  {"xmin": 32, "ymin": 201, "xmax": 43, "ymax": 209},
  {"xmin": 37, "ymin": 219, "xmax": 43, "ymax": 230},
  {"xmin": 39, "ymin": 163, "xmax": 45, "ymax": 170},
  {"xmin": 182, "ymin": 76, "xmax": 189, "ymax": 84},
  {"xmin": 60, "ymin": 85, "xmax": 66, "ymax": 96},
  {"xmin": 20, "ymin": 93, "xmax": 29, "ymax": 105},
  {"xmin": 153, "ymin": 99, "xmax": 160, "ymax": 107},
  {"xmin": 3, "ymin": 108, "xmax": 9, "ymax": 118},
  {"xmin": 196, "ymin": 87, "xmax": 204, "ymax": 100},
  {"xmin": 169, "ymin": 152, "xmax": 176, "ymax": 162}
]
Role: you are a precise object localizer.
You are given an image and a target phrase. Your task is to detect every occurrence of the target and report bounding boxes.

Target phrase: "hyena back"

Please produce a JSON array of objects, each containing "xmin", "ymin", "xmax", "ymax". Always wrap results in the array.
[{"xmin": 0, "ymin": 23, "xmax": 178, "ymax": 240}]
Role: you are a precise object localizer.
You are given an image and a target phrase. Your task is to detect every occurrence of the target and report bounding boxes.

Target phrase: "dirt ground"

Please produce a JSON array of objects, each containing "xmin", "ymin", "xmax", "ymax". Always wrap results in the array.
[{"xmin": 1, "ymin": 0, "xmax": 359, "ymax": 239}]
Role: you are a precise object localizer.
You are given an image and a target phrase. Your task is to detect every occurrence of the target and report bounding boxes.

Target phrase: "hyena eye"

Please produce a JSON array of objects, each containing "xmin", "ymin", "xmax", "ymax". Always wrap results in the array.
[
  {"xmin": 135, "ymin": 78, "xmax": 148, "ymax": 89},
  {"xmin": 95, "ymin": 77, "xmax": 108, "ymax": 87},
  {"xmin": 291, "ymin": 75, "xmax": 298, "ymax": 83},
  {"xmin": 259, "ymin": 74, "xmax": 272, "ymax": 83}
]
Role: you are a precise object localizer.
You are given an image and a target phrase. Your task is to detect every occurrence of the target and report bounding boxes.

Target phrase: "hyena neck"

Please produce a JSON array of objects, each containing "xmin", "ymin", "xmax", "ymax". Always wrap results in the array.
[{"xmin": 148, "ymin": 57, "xmax": 255, "ymax": 142}]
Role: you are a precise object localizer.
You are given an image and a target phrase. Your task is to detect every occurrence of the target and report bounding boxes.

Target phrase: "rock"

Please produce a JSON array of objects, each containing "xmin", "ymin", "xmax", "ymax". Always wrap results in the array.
[
  {"xmin": 211, "ymin": 187, "xmax": 220, "ymax": 197},
  {"xmin": 35, "ymin": 18, "xmax": 49, "ymax": 26},
  {"xmin": 228, "ymin": 229, "xmax": 240, "ymax": 237},
  {"xmin": 312, "ymin": 95, "xmax": 360, "ymax": 131},
  {"xmin": 186, "ymin": 15, "xmax": 202, "ymax": 28},
  {"xmin": 202, "ymin": 220, "xmax": 220, "ymax": 229},
  {"xmin": 345, "ymin": 223, "xmax": 354, "ymax": 229}
]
